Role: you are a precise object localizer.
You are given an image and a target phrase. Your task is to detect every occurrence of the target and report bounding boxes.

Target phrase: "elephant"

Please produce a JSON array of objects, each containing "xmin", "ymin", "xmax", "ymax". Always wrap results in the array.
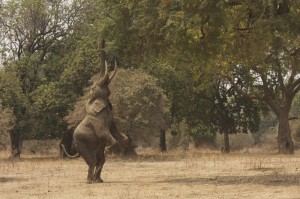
[{"xmin": 62, "ymin": 61, "xmax": 128, "ymax": 183}]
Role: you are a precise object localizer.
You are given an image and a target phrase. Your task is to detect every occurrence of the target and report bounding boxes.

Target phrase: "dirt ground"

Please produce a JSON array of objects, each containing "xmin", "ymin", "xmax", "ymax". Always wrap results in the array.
[{"xmin": 0, "ymin": 149, "xmax": 300, "ymax": 199}]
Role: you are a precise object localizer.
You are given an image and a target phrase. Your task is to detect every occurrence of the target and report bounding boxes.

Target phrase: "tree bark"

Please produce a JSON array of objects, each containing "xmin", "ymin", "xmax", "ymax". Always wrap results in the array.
[
  {"xmin": 277, "ymin": 110, "xmax": 294, "ymax": 154},
  {"xmin": 9, "ymin": 129, "xmax": 21, "ymax": 158},
  {"xmin": 223, "ymin": 131, "xmax": 230, "ymax": 153}
]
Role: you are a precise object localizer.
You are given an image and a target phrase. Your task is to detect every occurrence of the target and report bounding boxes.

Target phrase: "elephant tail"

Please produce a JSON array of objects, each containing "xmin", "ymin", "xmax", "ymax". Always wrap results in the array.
[{"xmin": 60, "ymin": 144, "xmax": 80, "ymax": 158}]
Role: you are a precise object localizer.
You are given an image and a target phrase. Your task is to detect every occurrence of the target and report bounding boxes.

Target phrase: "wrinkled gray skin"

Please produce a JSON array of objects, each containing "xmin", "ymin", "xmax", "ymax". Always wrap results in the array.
[{"xmin": 73, "ymin": 61, "xmax": 128, "ymax": 183}]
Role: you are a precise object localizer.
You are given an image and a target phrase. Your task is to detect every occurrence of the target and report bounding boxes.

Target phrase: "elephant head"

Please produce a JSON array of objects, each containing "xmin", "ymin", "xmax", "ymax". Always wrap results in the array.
[{"xmin": 88, "ymin": 60, "xmax": 117, "ymax": 106}]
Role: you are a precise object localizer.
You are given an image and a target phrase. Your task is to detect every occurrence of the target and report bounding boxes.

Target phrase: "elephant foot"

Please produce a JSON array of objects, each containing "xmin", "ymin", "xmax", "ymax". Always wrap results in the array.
[
  {"xmin": 94, "ymin": 178, "xmax": 104, "ymax": 183},
  {"xmin": 88, "ymin": 175, "xmax": 103, "ymax": 183},
  {"xmin": 87, "ymin": 177, "xmax": 94, "ymax": 184}
]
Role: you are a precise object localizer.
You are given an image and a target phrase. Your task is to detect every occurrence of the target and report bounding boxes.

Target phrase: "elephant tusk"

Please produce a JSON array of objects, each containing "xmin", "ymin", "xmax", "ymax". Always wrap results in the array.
[
  {"xmin": 104, "ymin": 61, "xmax": 109, "ymax": 79},
  {"xmin": 98, "ymin": 61, "xmax": 109, "ymax": 86},
  {"xmin": 109, "ymin": 60, "xmax": 117, "ymax": 83}
]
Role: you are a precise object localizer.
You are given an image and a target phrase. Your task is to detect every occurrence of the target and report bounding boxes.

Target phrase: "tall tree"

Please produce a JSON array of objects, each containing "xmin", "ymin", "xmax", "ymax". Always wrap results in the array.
[
  {"xmin": 155, "ymin": 0, "xmax": 300, "ymax": 154},
  {"xmin": 210, "ymin": 78, "xmax": 261, "ymax": 152},
  {"xmin": 220, "ymin": 0, "xmax": 300, "ymax": 154},
  {"xmin": 0, "ymin": 0, "xmax": 85, "ymax": 157}
]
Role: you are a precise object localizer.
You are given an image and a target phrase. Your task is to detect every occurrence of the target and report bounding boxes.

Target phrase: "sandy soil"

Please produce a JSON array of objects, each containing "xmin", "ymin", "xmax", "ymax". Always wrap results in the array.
[{"xmin": 0, "ymin": 149, "xmax": 300, "ymax": 199}]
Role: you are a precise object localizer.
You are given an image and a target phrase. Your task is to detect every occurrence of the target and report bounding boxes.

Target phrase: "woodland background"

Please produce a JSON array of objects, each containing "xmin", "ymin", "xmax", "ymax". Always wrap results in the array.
[{"xmin": 0, "ymin": 0, "xmax": 300, "ymax": 156}]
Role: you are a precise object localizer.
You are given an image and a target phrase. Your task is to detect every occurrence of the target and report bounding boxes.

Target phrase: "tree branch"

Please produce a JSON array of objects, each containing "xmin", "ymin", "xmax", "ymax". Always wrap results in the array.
[
  {"xmin": 224, "ymin": 0, "xmax": 246, "ymax": 6},
  {"xmin": 226, "ymin": 75, "xmax": 263, "ymax": 101},
  {"xmin": 291, "ymin": 78, "xmax": 300, "ymax": 97},
  {"xmin": 275, "ymin": 60, "xmax": 287, "ymax": 95}
]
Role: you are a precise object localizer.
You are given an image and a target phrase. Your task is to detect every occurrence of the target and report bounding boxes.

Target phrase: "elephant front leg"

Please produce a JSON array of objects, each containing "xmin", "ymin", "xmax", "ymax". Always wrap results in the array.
[
  {"xmin": 109, "ymin": 120, "xmax": 128, "ymax": 145},
  {"xmin": 103, "ymin": 130, "xmax": 118, "ymax": 154}
]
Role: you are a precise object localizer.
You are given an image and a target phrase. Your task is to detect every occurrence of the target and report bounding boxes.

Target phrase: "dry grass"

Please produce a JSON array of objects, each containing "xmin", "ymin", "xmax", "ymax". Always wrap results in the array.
[{"xmin": 0, "ymin": 148, "xmax": 299, "ymax": 199}]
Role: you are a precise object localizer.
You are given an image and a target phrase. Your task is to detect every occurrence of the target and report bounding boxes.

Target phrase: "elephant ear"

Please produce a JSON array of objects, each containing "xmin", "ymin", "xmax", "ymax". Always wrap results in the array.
[{"xmin": 86, "ymin": 99, "xmax": 108, "ymax": 115}]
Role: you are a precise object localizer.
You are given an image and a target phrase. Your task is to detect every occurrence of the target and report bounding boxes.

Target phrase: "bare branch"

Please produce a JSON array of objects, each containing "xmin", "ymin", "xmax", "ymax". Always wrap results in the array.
[
  {"xmin": 291, "ymin": 78, "xmax": 300, "ymax": 97},
  {"xmin": 226, "ymin": 75, "xmax": 263, "ymax": 101}
]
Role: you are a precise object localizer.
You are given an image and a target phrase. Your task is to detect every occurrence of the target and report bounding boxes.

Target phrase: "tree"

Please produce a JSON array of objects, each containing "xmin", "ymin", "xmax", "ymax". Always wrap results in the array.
[
  {"xmin": 92, "ymin": 0, "xmax": 299, "ymax": 154},
  {"xmin": 220, "ymin": 0, "xmax": 300, "ymax": 154},
  {"xmin": 0, "ymin": 0, "xmax": 297, "ymax": 156},
  {"xmin": 147, "ymin": 61, "xmax": 261, "ymax": 152},
  {"xmin": 0, "ymin": 0, "xmax": 85, "ymax": 157},
  {"xmin": 0, "ymin": 69, "xmax": 28, "ymax": 156},
  {"xmin": 152, "ymin": 0, "xmax": 300, "ymax": 154},
  {"xmin": 91, "ymin": 0, "xmax": 165, "ymax": 67},
  {"xmin": 209, "ymin": 78, "xmax": 261, "ymax": 152}
]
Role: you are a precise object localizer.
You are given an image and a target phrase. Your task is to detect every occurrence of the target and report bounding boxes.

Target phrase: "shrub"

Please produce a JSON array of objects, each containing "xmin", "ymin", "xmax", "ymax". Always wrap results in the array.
[
  {"xmin": 0, "ymin": 100, "xmax": 15, "ymax": 147},
  {"xmin": 65, "ymin": 68, "xmax": 171, "ymax": 147},
  {"xmin": 167, "ymin": 120, "xmax": 190, "ymax": 150},
  {"xmin": 190, "ymin": 124, "xmax": 216, "ymax": 148}
]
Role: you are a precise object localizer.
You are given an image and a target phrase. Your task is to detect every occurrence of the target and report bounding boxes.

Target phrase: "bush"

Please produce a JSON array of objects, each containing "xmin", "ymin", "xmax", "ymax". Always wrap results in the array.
[
  {"xmin": 190, "ymin": 124, "xmax": 216, "ymax": 148},
  {"xmin": 65, "ymin": 68, "xmax": 171, "ymax": 148},
  {"xmin": 0, "ymin": 100, "xmax": 15, "ymax": 148},
  {"xmin": 167, "ymin": 120, "xmax": 190, "ymax": 150}
]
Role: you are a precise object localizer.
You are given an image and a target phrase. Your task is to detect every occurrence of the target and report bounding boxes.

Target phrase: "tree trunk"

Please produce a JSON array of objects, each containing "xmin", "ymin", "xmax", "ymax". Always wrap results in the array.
[
  {"xmin": 223, "ymin": 131, "xmax": 230, "ymax": 153},
  {"xmin": 10, "ymin": 129, "xmax": 21, "ymax": 158},
  {"xmin": 159, "ymin": 129, "xmax": 167, "ymax": 152},
  {"xmin": 277, "ymin": 110, "xmax": 294, "ymax": 154}
]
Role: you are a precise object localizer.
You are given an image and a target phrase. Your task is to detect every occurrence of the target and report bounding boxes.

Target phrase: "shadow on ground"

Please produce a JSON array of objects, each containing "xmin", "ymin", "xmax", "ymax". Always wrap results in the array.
[
  {"xmin": 0, "ymin": 177, "xmax": 26, "ymax": 183},
  {"xmin": 159, "ymin": 173, "xmax": 300, "ymax": 187}
]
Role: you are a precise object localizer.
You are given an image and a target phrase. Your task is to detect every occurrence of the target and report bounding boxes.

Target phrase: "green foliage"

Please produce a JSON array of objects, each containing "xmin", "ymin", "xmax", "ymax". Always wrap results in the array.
[
  {"xmin": 28, "ymin": 82, "xmax": 69, "ymax": 138},
  {"xmin": 0, "ymin": 0, "xmax": 83, "ymax": 60},
  {"xmin": 0, "ymin": 0, "xmax": 86, "ymax": 144},
  {"xmin": 190, "ymin": 124, "xmax": 216, "ymax": 147},
  {"xmin": 59, "ymin": 40, "xmax": 100, "ymax": 95},
  {"xmin": 0, "ymin": 69, "xmax": 28, "ymax": 129},
  {"xmin": 145, "ymin": 61, "xmax": 196, "ymax": 124},
  {"xmin": 0, "ymin": 99, "xmax": 15, "ymax": 143},
  {"xmin": 0, "ymin": 0, "xmax": 299, "ymax": 151},
  {"xmin": 168, "ymin": 120, "xmax": 190, "ymax": 149}
]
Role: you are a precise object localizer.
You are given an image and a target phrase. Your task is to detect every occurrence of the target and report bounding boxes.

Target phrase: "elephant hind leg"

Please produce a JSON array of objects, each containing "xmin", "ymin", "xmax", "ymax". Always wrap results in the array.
[
  {"xmin": 76, "ymin": 141, "xmax": 97, "ymax": 183},
  {"xmin": 94, "ymin": 143, "xmax": 106, "ymax": 183},
  {"xmin": 87, "ymin": 163, "xmax": 96, "ymax": 184}
]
